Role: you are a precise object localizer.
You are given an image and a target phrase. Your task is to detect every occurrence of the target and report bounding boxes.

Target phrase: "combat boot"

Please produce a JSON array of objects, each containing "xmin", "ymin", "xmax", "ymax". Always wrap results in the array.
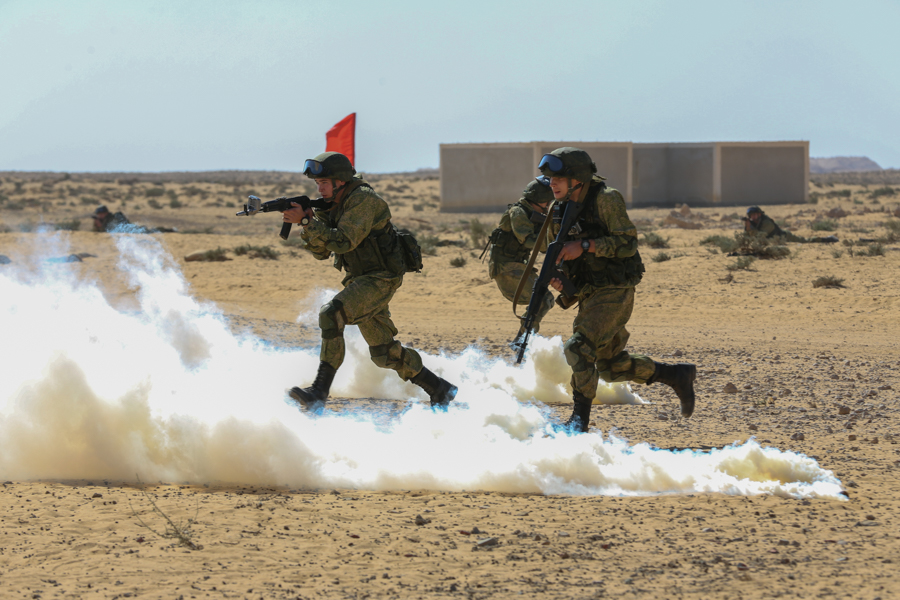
[
  {"xmin": 650, "ymin": 362, "xmax": 697, "ymax": 418},
  {"xmin": 411, "ymin": 367, "xmax": 458, "ymax": 409},
  {"xmin": 288, "ymin": 361, "xmax": 337, "ymax": 413},
  {"xmin": 563, "ymin": 391, "xmax": 593, "ymax": 433}
]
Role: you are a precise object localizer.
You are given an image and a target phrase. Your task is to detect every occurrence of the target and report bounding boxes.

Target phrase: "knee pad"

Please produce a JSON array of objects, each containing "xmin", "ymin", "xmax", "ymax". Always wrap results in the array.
[
  {"xmin": 368, "ymin": 342, "xmax": 405, "ymax": 370},
  {"xmin": 319, "ymin": 299, "xmax": 347, "ymax": 340},
  {"xmin": 563, "ymin": 333, "xmax": 595, "ymax": 372}
]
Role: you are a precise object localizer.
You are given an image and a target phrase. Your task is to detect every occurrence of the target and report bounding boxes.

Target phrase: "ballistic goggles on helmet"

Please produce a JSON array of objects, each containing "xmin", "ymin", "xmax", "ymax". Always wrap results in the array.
[
  {"xmin": 303, "ymin": 159, "xmax": 326, "ymax": 177},
  {"xmin": 535, "ymin": 175, "xmax": 551, "ymax": 186},
  {"xmin": 538, "ymin": 154, "xmax": 565, "ymax": 175}
]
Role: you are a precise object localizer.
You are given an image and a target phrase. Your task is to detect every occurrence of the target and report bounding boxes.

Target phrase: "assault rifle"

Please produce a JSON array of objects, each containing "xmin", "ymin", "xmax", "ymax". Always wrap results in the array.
[
  {"xmin": 235, "ymin": 195, "xmax": 333, "ymax": 240},
  {"xmin": 513, "ymin": 198, "xmax": 585, "ymax": 364}
]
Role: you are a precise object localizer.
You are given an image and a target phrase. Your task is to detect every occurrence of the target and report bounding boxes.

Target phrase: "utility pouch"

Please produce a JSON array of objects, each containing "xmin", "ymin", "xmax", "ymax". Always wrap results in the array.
[{"xmin": 395, "ymin": 227, "xmax": 424, "ymax": 273}]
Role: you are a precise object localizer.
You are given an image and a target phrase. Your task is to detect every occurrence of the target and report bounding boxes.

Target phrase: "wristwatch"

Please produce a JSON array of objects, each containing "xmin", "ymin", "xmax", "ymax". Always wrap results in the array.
[{"xmin": 581, "ymin": 239, "xmax": 591, "ymax": 252}]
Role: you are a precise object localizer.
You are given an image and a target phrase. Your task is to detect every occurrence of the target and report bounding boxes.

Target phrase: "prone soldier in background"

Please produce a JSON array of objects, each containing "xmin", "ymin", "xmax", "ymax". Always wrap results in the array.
[
  {"xmin": 486, "ymin": 177, "xmax": 556, "ymax": 340},
  {"xmin": 282, "ymin": 152, "xmax": 457, "ymax": 412},
  {"xmin": 743, "ymin": 206, "xmax": 837, "ymax": 243},
  {"xmin": 538, "ymin": 147, "xmax": 698, "ymax": 433},
  {"xmin": 92, "ymin": 205, "xmax": 131, "ymax": 232}
]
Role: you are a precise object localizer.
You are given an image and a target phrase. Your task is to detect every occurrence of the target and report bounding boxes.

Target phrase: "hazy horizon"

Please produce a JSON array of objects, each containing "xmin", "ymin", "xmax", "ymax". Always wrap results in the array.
[{"xmin": 2, "ymin": 0, "xmax": 899, "ymax": 173}]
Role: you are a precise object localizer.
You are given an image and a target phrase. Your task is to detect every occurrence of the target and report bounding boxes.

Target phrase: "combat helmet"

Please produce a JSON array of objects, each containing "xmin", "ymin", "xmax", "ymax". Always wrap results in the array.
[
  {"xmin": 303, "ymin": 152, "xmax": 356, "ymax": 182},
  {"xmin": 746, "ymin": 206, "xmax": 763, "ymax": 215},
  {"xmin": 522, "ymin": 176, "xmax": 554, "ymax": 205},
  {"xmin": 537, "ymin": 147, "xmax": 597, "ymax": 183}
]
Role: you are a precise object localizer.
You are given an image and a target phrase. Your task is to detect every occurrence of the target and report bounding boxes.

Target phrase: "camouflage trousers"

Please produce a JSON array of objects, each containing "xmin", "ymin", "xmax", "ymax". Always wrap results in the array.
[
  {"xmin": 563, "ymin": 286, "xmax": 656, "ymax": 399},
  {"xmin": 317, "ymin": 274, "xmax": 423, "ymax": 380},
  {"xmin": 491, "ymin": 261, "xmax": 554, "ymax": 335}
]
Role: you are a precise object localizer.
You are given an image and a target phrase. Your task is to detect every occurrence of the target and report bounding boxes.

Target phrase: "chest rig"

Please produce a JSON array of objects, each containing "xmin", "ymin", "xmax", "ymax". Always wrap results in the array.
[
  {"xmin": 558, "ymin": 180, "xmax": 645, "ymax": 289},
  {"xmin": 323, "ymin": 180, "xmax": 405, "ymax": 278}
]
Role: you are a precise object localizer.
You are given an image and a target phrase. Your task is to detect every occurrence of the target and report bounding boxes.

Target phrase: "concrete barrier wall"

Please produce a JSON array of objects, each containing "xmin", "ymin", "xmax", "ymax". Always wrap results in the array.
[
  {"xmin": 720, "ymin": 143, "xmax": 808, "ymax": 205},
  {"xmin": 440, "ymin": 141, "xmax": 808, "ymax": 211},
  {"xmin": 440, "ymin": 144, "xmax": 535, "ymax": 212}
]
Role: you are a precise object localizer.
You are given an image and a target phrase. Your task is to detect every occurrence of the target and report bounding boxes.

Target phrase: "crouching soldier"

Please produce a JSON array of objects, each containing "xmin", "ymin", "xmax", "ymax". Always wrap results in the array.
[
  {"xmin": 282, "ymin": 152, "xmax": 457, "ymax": 411},
  {"xmin": 538, "ymin": 147, "xmax": 698, "ymax": 432},
  {"xmin": 487, "ymin": 177, "xmax": 556, "ymax": 339},
  {"xmin": 744, "ymin": 206, "xmax": 837, "ymax": 243}
]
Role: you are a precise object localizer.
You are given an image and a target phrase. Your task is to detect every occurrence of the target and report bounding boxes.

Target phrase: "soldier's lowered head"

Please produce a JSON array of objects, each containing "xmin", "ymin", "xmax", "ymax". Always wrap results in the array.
[
  {"xmin": 538, "ymin": 147, "xmax": 597, "ymax": 200},
  {"xmin": 522, "ymin": 176, "xmax": 554, "ymax": 208},
  {"xmin": 303, "ymin": 152, "xmax": 356, "ymax": 199},
  {"xmin": 746, "ymin": 205, "xmax": 763, "ymax": 225}
]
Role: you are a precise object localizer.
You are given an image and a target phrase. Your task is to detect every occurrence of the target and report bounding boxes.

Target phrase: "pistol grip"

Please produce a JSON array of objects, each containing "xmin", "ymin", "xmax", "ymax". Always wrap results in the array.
[{"xmin": 279, "ymin": 222, "xmax": 292, "ymax": 240}]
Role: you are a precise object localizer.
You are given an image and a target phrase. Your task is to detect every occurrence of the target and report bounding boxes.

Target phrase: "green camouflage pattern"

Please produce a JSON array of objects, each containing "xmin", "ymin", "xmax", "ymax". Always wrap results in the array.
[
  {"xmin": 492, "ymin": 262, "xmax": 554, "ymax": 334},
  {"xmin": 749, "ymin": 213, "xmax": 806, "ymax": 243},
  {"xmin": 300, "ymin": 180, "xmax": 422, "ymax": 380},
  {"xmin": 563, "ymin": 287, "xmax": 655, "ymax": 399},
  {"xmin": 488, "ymin": 200, "xmax": 553, "ymax": 332},
  {"xmin": 549, "ymin": 179, "xmax": 641, "ymax": 294},
  {"xmin": 521, "ymin": 178, "xmax": 555, "ymax": 205}
]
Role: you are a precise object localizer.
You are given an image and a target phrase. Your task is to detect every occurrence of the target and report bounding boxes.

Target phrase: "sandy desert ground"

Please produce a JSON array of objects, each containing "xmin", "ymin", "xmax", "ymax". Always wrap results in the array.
[{"xmin": 1, "ymin": 172, "xmax": 899, "ymax": 599}]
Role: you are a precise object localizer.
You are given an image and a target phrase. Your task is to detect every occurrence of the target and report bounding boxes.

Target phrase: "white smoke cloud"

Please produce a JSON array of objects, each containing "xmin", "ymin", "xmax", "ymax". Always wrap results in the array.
[{"xmin": 0, "ymin": 233, "xmax": 845, "ymax": 499}]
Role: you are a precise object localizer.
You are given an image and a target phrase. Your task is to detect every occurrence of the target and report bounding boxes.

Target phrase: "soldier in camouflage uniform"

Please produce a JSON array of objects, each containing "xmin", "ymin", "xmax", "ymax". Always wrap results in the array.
[
  {"xmin": 744, "ymin": 206, "xmax": 837, "ymax": 243},
  {"xmin": 92, "ymin": 205, "xmax": 131, "ymax": 232},
  {"xmin": 538, "ymin": 147, "xmax": 698, "ymax": 433},
  {"xmin": 283, "ymin": 152, "xmax": 457, "ymax": 412},
  {"xmin": 488, "ymin": 177, "xmax": 556, "ymax": 338}
]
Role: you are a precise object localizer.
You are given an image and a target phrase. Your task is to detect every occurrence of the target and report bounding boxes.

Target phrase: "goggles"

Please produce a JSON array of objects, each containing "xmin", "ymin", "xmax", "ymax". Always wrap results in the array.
[
  {"xmin": 303, "ymin": 159, "xmax": 325, "ymax": 177},
  {"xmin": 535, "ymin": 175, "xmax": 551, "ymax": 187},
  {"xmin": 537, "ymin": 154, "xmax": 565, "ymax": 175}
]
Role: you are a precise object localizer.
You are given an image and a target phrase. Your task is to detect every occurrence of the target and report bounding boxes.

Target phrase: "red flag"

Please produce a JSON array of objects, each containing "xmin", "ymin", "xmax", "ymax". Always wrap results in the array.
[{"xmin": 325, "ymin": 113, "xmax": 356, "ymax": 167}]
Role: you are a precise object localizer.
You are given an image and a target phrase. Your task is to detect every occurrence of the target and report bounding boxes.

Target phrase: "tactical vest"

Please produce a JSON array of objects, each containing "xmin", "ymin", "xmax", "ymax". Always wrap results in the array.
[
  {"xmin": 324, "ymin": 180, "xmax": 406, "ymax": 278},
  {"xmin": 756, "ymin": 215, "xmax": 786, "ymax": 238},
  {"xmin": 489, "ymin": 199, "xmax": 545, "ymax": 264},
  {"xmin": 561, "ymin": 178, "xmax": 645, "ymax": 289}
]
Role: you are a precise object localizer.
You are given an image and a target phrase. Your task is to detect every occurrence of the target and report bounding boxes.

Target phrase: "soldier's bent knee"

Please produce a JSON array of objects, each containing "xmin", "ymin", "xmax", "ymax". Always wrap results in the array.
[
  {"xmin": 564, "ymin": 333, "xmax": 594, "ymax": 372},
  {"xmin": 319, "ymin": 300, "xmax": 347, "ymax": 340}
]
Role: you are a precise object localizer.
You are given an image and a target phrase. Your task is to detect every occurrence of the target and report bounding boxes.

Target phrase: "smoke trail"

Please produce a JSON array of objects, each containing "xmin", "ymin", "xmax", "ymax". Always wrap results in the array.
[{"xmin": 0, "ymin": 233, "xmax": 845, "ymax": 499}]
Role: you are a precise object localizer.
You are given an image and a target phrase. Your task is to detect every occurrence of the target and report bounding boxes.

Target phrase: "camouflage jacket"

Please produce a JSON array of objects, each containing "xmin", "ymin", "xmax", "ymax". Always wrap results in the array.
[
  {"xmin": 488, "ymin": 199, "xmax": 549, "ymax": 268},
  {"xmin": 749, "ymin": 214, "xmax": 805, "ymax": 242},
  {"xmin": 548, "ymin": 176, "xmax": 644, "ymax": 292},
  {"xmin": 94, "ymin": 212, "xmax": 130, "ymax": 232},
  {"xmin": 300, "ymin": 177, "xmax": 405, "ymax": 279}
]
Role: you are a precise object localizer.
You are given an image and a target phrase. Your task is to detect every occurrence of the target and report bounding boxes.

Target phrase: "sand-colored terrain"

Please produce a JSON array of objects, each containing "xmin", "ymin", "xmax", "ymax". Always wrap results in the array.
[{"xmin": 1, "ymin": 172, "xmax": 899, "ymax": 598}]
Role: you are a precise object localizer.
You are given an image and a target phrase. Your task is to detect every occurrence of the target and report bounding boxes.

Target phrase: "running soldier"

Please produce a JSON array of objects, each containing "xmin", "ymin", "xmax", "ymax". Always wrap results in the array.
[
  {"xmin": 283, "ymin": 152, "xmax": 457, "ymax": 411},
  {"xmin": 538, "ymin": 147, "xmax": 697, "ymax": 432},
  {"xmin": 487, "ymin": 177, "xmax": 556, "ymax": 339}
]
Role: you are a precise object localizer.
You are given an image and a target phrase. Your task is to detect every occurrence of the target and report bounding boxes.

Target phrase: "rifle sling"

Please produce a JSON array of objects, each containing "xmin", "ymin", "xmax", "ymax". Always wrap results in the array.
[{"xmin": 512, "ymin": 200, "xmax": 555, "ymax": 319}]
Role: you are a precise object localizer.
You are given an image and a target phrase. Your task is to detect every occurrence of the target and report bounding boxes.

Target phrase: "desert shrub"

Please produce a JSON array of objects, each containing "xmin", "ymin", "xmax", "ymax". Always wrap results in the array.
[
  {"xmin": 700, "ymin": 234, "xmax": 739, "ymax": 253},
  {"xmin": 450, "ymin": 256, "xmax": 467, "ymax": 268},
  {"xmin": 807, "ymin": 191, "xmax": 820, "ymax": 204},
  {"xmin": 54, "ymin": 219, "xmax": 81, "ymax": 231},
  {"xmin": 145, "ymin": 187, "xmax": 166, "ymax": 197},
  {"xmin": 811, "ymin": 219, "xmax": 837, "ymax": 231},
  {"xmin": 5, "ymin": 201, "xmax": 24, "ymax": 211},
  {"xmin": 469, "ymin": 219, "xmax": 489, "ymax": 249},
  {"xmin": 863, "ymin": 243, "xmax": 885, "ymax": 257},
  {"xmin": 181, "ymin": 226, "xmax": 216, "ymax": 234},
  {"xmin": 726, "ymin": 256, "xmax": 756, "ymax": 271},
  {"xmin": 735, "ymin": 231, "xmax": 790, "ymax": 259},
  {"xmin": 0, "ymin": 192, "xmax": 7, "ymax": 204},
  {"xmin": 640, "ymin": 232, "xmax": 670, "ymax": 249},
  {"xmin": 813, "ymin": 275, "xmax": 845, "ymax": 288},
  {"xmin": 412, "ymin": 203, "xmax": 426, "ymax": 212},
  {"xmin": 869, "ymin": 186, "xmax": 896, "ymax": 199},
  {"xmin": 830, "ymin": 248, "xmax": 843, "ymax": 258},
  {"xmin": 148, "ymin": 199, "xmax": 163, "ymax": 210},
  {"xmin": 169, "ymin": 197, "xmax": 184, "ymax": 209},
  {"xmin": 233, "ymin": 244, "xmax": 279, "ymax": 259},
  {"xmin": 651, "ymin": 251, "xmax": 671, "ymax": 263},
  {"xmin": 196, "ymin": 248, "xmax": 230, "ymax": 262},
  {"xmin": 418, "ymin": 234, "xmax": 439, "ymax": 256},
  {"xmin": 884, "ymin": 220, "xmax": 900, "ymax": 235},
  {"xmin": 183, "ymin": 186, "xmax": 204, "ymax": 197}
]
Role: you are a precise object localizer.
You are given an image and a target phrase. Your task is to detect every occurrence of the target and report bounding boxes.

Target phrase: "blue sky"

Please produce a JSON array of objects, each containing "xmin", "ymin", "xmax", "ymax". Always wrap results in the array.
[{"xmin": 1, "ymin": 0, "xmax": 898, "ymax": 173}]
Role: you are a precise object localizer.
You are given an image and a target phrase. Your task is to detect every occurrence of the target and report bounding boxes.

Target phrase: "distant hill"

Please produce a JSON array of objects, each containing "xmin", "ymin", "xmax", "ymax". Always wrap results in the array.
[{"xmin": 810, "ymin": 156, "xmax": 882, "ymax": 173}]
